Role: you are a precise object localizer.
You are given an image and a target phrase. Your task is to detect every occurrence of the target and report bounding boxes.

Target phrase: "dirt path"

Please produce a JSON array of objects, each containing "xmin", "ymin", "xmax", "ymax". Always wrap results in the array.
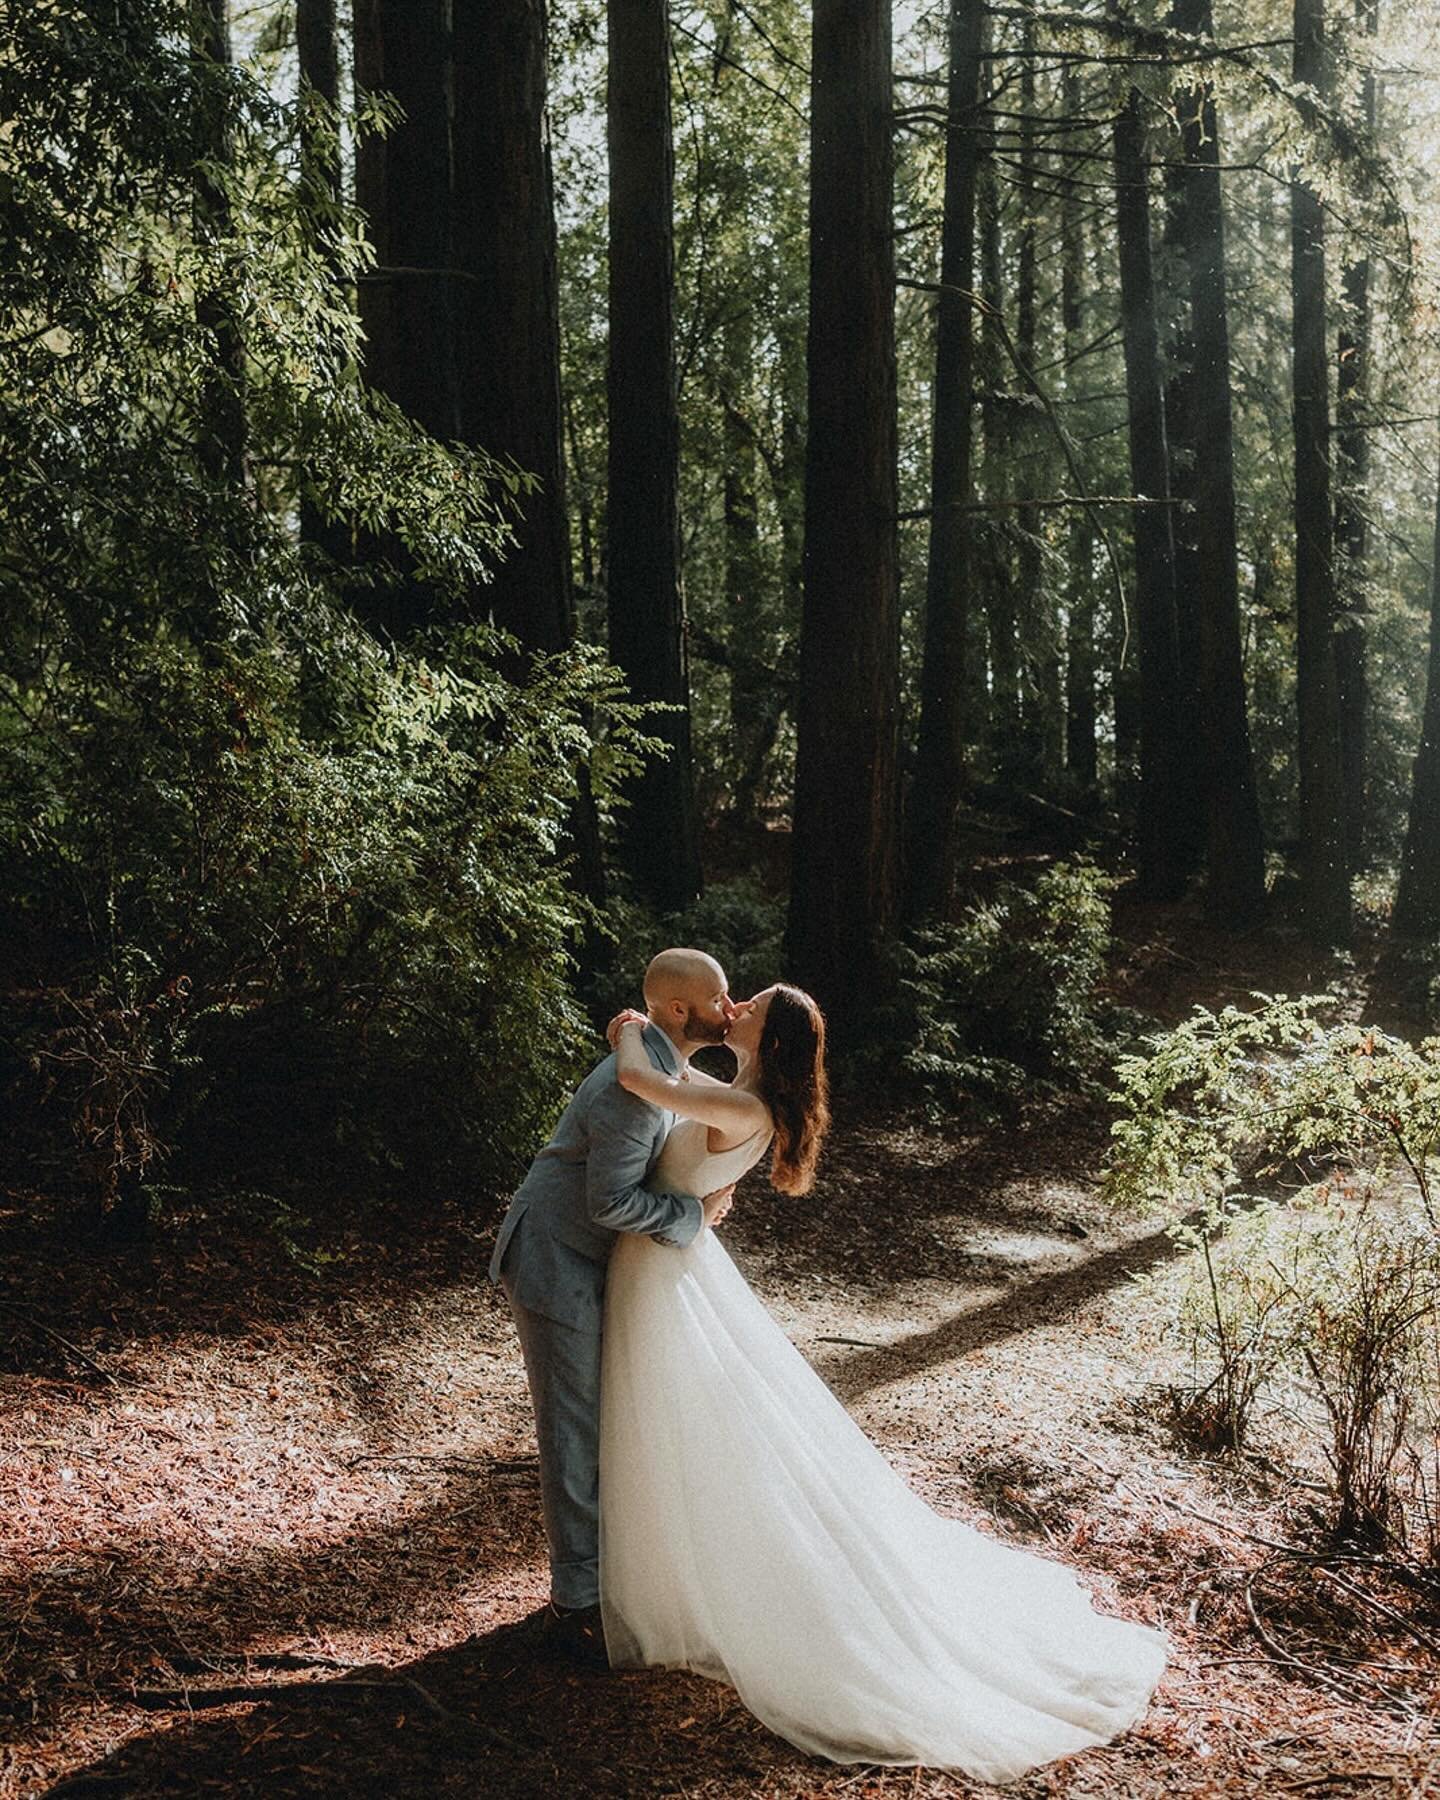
[{"xmin": 2, "ymin": 1052, "xmax": 1433, "ymax": 1799}]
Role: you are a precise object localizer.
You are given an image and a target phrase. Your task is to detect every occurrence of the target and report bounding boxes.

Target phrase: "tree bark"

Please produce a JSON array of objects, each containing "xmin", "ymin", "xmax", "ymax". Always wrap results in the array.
[
  {"xmin": 978, "ymin": 108, "xmax": 1019, "ymax": 765},
  {"xmin": 1061, "ymin": 68, "xmax": 1096, "ymax": 789},
  {"xmin": 606, "ymin": 0, "xmax": 701, "ymax": 909},
  {"xmin": 1168, "ymin": 0, "xmax": 1267, "ymax": 927},
  {"xmin": 1291, "ymin": 0, "xmax": 1350, "ymax": 943},
  {"xmin": 1393, "ymin": 429, "xmax": 1440, "ymax": 936},
  {"xmin": 1160, "ymin": 160, "xmax": 1207, "ymax": 866},
  {"xmin": 452, "ymin": 0, "xmax": 573, "ymax": 654},
  {"xmin": 723, "ymin": 307, "xmax": 781, "ymax": 823},
  {"xmin": 1014, "ymin": 27, "xmax": 1054, "ymax": 784},
  {"xmin": 353, "ymin": 0, "xmax": 458, "ymax": 445},
  {"xmin": 1335, "ymin": 0, "xmax": 1379, "ymax": 873},
  {"xmin": 907, "ymin": 0, "xmax": 983, "ymax": 919},
  {"xmin": 1114, "ymin": 88, "xmax": 1189, "ymax": 898},
  {"xmin": 787, "ymin": 0, "xmax": 900, "ymax": 1036},
  {"xmin": 296, "ymin": 0, "xmax": 340, "ymax": 183},
  {"xmin": 450, "ymin": 0, "xmax": 605, "ymax": 910}
]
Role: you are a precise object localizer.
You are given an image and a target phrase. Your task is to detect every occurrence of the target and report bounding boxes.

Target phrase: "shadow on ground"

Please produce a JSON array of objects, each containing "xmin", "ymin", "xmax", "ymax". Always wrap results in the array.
[{"xmin": 42, "ymin": 1615, "xmax": 810, "ymax": 1800}]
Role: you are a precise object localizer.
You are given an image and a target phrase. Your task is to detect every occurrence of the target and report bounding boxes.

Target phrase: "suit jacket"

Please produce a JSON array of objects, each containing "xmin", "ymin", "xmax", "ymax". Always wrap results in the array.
[{"xmin": 487, "ymin": 1022, "xmax": 704, "ymax": 1327}]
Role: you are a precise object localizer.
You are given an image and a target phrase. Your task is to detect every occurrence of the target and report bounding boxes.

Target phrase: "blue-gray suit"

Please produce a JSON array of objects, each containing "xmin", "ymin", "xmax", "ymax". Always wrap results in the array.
[{"xmin": 488, "ymin": 1022, "xmax": 703, "ymax": 1607}]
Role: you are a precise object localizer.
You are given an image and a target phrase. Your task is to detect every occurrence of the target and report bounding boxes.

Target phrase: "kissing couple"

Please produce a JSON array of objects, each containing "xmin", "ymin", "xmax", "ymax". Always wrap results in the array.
[{"xmin": 489, "ymin": 948, "xmax": 1166, "ymax": 1783}]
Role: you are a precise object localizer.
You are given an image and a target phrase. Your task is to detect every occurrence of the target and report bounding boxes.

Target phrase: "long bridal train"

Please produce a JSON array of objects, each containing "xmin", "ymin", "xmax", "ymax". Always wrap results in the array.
[{"xmin": 599, "ymin": 1121, "xmax": 1166, "ymax": 1786}]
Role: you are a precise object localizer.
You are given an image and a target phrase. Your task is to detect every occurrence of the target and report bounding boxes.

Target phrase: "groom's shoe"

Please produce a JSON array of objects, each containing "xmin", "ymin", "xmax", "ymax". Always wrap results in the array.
[{"xmin": 540, "ymin": 1601, "xmax": 609, "ymax": 1672}]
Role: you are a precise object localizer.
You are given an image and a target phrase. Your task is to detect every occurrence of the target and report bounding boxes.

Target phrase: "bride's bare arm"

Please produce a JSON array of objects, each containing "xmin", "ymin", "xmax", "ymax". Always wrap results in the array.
[{"xmin": 608, "ymin": 1016, "xmax": 769, "ymax": 1135}]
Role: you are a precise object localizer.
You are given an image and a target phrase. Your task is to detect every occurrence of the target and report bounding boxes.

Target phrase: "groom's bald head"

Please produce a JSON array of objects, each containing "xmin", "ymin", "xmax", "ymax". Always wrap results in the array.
[{"xmin": 644, "ymin": 948, "xmax": 733, "ymax": 1047}]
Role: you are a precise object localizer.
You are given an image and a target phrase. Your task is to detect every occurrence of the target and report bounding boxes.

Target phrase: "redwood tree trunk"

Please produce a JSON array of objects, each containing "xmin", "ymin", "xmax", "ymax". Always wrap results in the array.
[
  {"xmin": 1393, "ymin": 430, "xmax": 1440, "ymax": 936},
  {"xmin": 907, "ymin": 0, "xmax": 983, "ymax": 919},
  {"xmin": 606, "ymin": 0, "xmax": 701, "ymax": 908},
  {"xmin": 1161, "ymin": 162, "xmax": 1206, "ymax": 866},
  {"xmin": 1168, "ymin": 0, "xmax": 1267, "ymax": 927},
  {"xmin": 1014, "ymin": 28, "xmax": 1052, "ymax": 783},
  {"xmin": 296, "ymin": 0, "xmax": 340, "ymax": 183},
  {"xmin": 1335, "ymin": 0, "xmax": 1379, "ymax": 873},
  {"xmin": 1061, "ymin": 65, "xmax": 1097, "ymax": 790},
  {"xmin": 1114, "ymin": 88, "xmax": 1189, "ymax": 898},
  {"xmin": 353, "ymin": 0, "xmax": 457, "ymax": 444},
  {"xmin": 451, "ymin": 0, "xmax": 605, "ymax": 909},
  {"xmin": 350, "ymin": 1, "xmax": 458, "ymax": 643},
  {"xmin": 787, "ymin": 0, "xmax": 900, "ymax": 1035},
  {"xmin": 1292, "ymin": 0, "xmax": 1350, "ymax": 943},
  {"xmin": 452, "ymin": 0, "xmax": 573, "ymax": 653},
  {"xmin": 722, "ymin": 308, "xmax": 780, "ymax": 824},
  {"xmin": 978, "ymin": 128, "xmax": 1020, "ymax": 764}
]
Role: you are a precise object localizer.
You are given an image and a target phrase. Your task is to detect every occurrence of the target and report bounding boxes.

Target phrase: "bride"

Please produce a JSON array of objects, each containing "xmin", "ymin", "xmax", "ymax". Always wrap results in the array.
[{"xmin": 599, "ymin": 985, "xmax": 1166, "ymax": 1786}]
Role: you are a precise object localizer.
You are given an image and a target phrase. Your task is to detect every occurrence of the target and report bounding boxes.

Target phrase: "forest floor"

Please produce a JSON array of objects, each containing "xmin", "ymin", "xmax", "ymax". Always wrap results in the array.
[{"xmin": 2, "ymin": 891, "xmax": 1439, "ymax": 1799}]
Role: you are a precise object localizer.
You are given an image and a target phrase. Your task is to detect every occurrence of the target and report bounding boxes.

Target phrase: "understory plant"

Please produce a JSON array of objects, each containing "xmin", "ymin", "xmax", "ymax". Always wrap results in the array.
[
  {"xmin": 1107, "ymin": 996, "xmax": 1440, "ymax": 1550},
  {"xmin": 898, "ymin": 858, "xmax": 1117, "ymax": 1104}
]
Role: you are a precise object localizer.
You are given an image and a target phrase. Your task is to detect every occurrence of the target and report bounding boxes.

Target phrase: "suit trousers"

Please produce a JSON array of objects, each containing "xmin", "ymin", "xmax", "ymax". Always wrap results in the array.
[{"xmin": 501, "ymin": 1271, "xmax": 603, "ymax": 1610}]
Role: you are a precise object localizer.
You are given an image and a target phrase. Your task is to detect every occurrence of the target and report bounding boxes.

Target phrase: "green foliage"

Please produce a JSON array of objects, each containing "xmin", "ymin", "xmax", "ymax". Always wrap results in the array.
[
  {"xmin": 1109, "ymin": 997, "xmax": 1440, "ymax": 1548},
  {"xmin": 1108, "ymin": 995, "xmax": 1440, "ymax": 1226},
  {"xmin": 898, "ymin": 859, "xmax": 1117, "ymax": 1103},
  {"xmin": 0, "ymin": 2, "xmax": 639, "ymax": 1217},
  {"xmin": 1157, "ymin": 1202, "xmax": 1296, "ymax": 1456}
]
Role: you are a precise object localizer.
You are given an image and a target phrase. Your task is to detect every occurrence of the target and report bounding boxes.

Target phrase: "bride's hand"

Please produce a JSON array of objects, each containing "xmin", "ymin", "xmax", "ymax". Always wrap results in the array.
[{"xmin": 605, "ymin": 1008, "xmax": 648, "ymax": 1049}]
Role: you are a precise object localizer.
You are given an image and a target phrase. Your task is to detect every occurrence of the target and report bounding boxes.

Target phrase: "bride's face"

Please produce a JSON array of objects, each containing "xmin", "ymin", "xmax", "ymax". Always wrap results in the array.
[{"xmin": 726, "ymin": 987, "xmax": 777, "ymax": 1060}]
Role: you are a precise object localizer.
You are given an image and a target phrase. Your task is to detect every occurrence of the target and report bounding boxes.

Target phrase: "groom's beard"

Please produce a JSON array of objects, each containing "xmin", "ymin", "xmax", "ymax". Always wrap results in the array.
[{"xmin": 684, "ymin": 1008, "xmax": 730, "ymax": 1046}]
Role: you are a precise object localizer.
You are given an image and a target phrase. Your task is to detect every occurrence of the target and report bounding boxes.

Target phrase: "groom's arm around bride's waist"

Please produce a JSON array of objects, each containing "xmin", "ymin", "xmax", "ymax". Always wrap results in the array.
[{"xmin": 585, "ymin": 1078, "xmax": 703, "ymax": 1248}]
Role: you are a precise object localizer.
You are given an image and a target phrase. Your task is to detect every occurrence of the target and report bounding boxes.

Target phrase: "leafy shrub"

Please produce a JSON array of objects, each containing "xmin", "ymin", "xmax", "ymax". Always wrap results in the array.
[
  {"xmin": 1108, "ymin": 997, "xmax": 1440, "ymax": 1550},
  {"xmin": 897, "ymin": 859, "xmax": 1117, "ymax": 1103}
]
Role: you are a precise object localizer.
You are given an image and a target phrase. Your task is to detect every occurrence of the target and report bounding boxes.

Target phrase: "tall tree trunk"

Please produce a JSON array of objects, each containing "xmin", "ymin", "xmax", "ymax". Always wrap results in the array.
[
  {"xmin": 907, "ymin": 0, "xmax": 982, "ymax": 919},
  {"xmin": 1160, "ymin": 160, "xmax": 1206, "ymax": 867},
  {"xmin": 1114, "ymin": 89, "xmax": 1189, "ymax": 898},
  {"xmin": 1393, "ymin": 430, "xmax": 1440, "ymax": 936},
  {"xmin": 192, "ymin": 0, "xmax": 244, "ymax": 490},
  {"xmin": 1014, "ymin": 28, "xmax": 1053, "ymax": 783},
  {"xmin": 1291, "ymin": 0, "xmax": 1350, "ymax": 943},
  {"xmin": 351, "ymin": 1, "xmax": 457, "ymax": 643},
  {"xmin": 1335, "ymin": 0, "xmax": 1379, "ymax": 873},
  {"xmin": 723, "ymin": 307, "xmax": 778, "ymax": 824},
  {"xmin": 1061, "ymin": 70, "xmax": 1096, "ymax": 789},
  {"xmin": 978, "ymin": 118, "xmax": 1019, "ymax": 765},
  {"xmin": 787, "ymin": 0, "xmax": 900, "ymax": 1036},
  {"xmin": 353, "ymin": 0, "xmax": 457, "ymax": 444},
  {"xmin": 1169, "ymin": 0, "xmax": 1267, "ymax": 926},
  {"xmin": 452, "ymin": 0, "xmax": 605, "ymax": 909},
  {"xmin": 452, "ymin": 0, "xmax": 573, "ymax": 654},
  {"xmin": 297, "ymin": 0, "xmax": 340, "ymax": 184},
  {"xmin": 606, "ymin": 0, "xmax": 701, "ymax": 908}
]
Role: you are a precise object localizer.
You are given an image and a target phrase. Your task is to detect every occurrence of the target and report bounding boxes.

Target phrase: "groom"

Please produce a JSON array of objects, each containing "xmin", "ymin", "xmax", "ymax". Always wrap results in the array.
[{"xmin": 489, "ymin": 947, "xmax": 739, "ymax": 1666}]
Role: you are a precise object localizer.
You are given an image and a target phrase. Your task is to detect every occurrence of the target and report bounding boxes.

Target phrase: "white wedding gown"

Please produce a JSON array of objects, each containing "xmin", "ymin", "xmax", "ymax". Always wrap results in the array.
[{"xmin": 599, "ymin": 1118, "xmax": 1167, "ymax": 1784}]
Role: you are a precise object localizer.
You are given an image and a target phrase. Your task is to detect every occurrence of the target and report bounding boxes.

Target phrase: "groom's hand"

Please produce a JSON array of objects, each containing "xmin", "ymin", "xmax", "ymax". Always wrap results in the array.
[{"xmin": 702, "ymin": 1184, "xmax": 735, "ymax": 1229}]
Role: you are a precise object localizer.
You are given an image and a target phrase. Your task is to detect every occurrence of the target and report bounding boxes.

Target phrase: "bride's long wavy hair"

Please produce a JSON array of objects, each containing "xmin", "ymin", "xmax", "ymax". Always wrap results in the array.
[{"xmin": 756, "ymin": 985, "xmax": 830, "ymax": 1196}]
